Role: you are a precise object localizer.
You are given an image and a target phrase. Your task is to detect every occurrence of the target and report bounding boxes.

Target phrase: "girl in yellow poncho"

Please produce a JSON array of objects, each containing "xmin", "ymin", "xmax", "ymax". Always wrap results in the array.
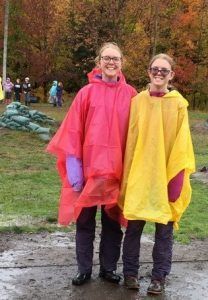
[{"xmin": 120, "ymin": 54, "xmax": 195, "ymax": 294}]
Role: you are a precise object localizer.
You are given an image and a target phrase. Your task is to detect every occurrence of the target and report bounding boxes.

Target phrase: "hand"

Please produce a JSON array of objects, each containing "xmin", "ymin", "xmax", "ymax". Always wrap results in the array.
[
  {"xmin": 168, "ymin": 170, "xmax": 184, "ymax": 202},
  {"xmin": 72, "ymin": 182, "xmax": 83, "ymax": 192}
]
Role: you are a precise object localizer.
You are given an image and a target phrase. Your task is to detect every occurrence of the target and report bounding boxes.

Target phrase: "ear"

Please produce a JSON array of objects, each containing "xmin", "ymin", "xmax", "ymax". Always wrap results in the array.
[
  {"xmin": 147, "ymin": 69, "xmax": 151, "ymax": 79},
  {"xmin": 169, "ymin": 71, "xmax": 175, "ymax": 81}
]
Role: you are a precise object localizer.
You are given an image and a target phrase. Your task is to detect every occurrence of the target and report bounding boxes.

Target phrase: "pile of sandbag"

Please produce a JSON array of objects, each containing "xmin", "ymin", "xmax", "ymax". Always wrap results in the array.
[{"xmin": 0, "ymin": 102, "xmax": 55, "ymax": 141}]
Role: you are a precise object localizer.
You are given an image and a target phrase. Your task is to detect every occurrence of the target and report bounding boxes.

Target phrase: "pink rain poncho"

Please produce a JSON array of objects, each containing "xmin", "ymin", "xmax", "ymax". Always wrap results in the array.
[{"xmin": 46, "ymin": 68, "xmax": 137, "ymax": 225}]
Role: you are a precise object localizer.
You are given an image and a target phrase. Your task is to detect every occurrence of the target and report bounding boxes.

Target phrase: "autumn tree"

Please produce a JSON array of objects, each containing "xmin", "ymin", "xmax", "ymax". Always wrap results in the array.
[
  {"xmin": 65, "ymin": 0, "xmax": 141, "ymax": 90},
  {"xmin": 0, "ymin": 0, "xmax": 207, "ymax": 108}
]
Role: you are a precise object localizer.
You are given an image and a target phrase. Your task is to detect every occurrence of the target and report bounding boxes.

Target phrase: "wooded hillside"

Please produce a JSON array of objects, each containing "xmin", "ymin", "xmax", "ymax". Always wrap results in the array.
[{"xmin": 0, "ymin": 0, "xmax": 207, "ymax": 109}]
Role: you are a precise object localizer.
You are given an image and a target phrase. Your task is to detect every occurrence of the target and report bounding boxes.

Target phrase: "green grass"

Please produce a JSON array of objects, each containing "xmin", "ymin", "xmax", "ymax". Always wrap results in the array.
[
  {"xmin": 0, "ymin": 130, "xmax": 60, "ymax": 227},
  {"xmin": 189, "ymin": 110, "xmax": 208, "ymax": 167},
  {"xmin": 175, "ymin": 181, "xmax": 208, "ymax": 242},
  {"xmin": 189, "ymin": 110, "xmax": 208, "ymax": 120},
  {"xmin": 0, "ymin": 101, "xmax": 72, "ymax": 231},
  {"xmin": 143, "ymin": 181, "xmax": 208, "ymax": 243},
  {"xmin": 0, "ymin": 102, "xmax": 207, "ymax": 243}
]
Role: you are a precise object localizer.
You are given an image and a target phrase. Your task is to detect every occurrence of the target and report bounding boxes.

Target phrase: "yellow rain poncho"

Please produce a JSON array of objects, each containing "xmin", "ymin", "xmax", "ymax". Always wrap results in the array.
[{"xmin": 119, "ymin": 90, "xmax": 195, "ymax": 228}]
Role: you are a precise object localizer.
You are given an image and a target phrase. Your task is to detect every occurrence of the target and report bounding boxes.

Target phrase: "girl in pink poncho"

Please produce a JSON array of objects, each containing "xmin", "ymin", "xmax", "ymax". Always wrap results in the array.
[{"xmin": 47, "ymin": 42, "xmax": 137, "ymax": 286}]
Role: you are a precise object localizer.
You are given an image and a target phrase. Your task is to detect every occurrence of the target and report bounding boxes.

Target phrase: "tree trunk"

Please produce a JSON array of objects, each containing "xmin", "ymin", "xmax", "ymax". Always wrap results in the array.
[{"xmin": 3, "ymin": 0, "xmax": 9, "ymax": 83}]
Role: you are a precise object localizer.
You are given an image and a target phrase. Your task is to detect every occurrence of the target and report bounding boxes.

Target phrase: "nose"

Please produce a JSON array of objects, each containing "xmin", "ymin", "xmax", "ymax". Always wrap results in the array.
[{"xmin": 108, "ymin": 58, "xmax": 115, "ymax": 63}]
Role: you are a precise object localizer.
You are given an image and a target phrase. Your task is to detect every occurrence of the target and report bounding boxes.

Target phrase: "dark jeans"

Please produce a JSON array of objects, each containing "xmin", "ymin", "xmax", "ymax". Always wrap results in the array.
[
  {"xmin": 24, "ymin": 92, "xmax": 30, "ymax": 106},
  {"xmin": 123, "ymin": 220, "xmax": 173, "ymax": 280},
  {"xmin": 14, "ymin": 92, "xmax": 21, "ymax": 102},
  {"xmin": 76, "ymin": 206, "xmax": 123, "ymax": 274},
  {"xmin": 57, "ymin": 95, "xmax": 62, "ymax": 107}
]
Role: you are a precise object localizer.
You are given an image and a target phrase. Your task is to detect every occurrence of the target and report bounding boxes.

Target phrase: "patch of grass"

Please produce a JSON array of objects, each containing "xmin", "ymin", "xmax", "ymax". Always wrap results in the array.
[
  {"xmin": 189, "ymin": 110, "xmax": 208, "ymax": 120},
  {"xmin": 143, "ymin": 181, "xmax": 208, "ymax": 243},
  {"xmin": 174, "ymin": 181, "xmax": 208, "ymax": 243},
  {"xmin": 189, "ymin": 110, "xmax": 208, "ymax": 168},
  {"xmin": 0, "ymin": 102, "xmax": 70, "ymax": 231}
]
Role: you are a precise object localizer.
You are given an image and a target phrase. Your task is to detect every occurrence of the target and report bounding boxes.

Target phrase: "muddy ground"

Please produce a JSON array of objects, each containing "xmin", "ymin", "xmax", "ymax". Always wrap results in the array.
[{"xmin": 0, "ymin": 228, "xmax": 208, "ymax": 300}]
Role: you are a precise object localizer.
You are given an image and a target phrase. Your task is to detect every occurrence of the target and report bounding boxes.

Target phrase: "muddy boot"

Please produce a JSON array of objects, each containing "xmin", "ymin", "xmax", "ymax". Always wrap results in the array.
[
  {"xmin": 147, "ymin": 279, "xmax": 165, "ymax": 294},
  {"xmin": 124, "ymin": 276, "xmax": 139, "ymax": 290}
]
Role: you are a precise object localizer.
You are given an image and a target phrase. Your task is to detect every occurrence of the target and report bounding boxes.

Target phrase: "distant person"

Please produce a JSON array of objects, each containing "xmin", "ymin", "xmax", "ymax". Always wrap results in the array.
[
  {"xmin": 22, "ymin": 77, "xmax": 31, "ymax": 106},
  {"xmin": 0, "ymin": 76, "xmax": 3, "ymax": 103},
  {"xmin": 49, "ymin": 81, "xmax": 58, "ymax": 107},
  {"xmin": 119, "ymin": 53, "xmax": 195, "ymax": 294},
  {"xmin": 3, "ymin": 77, "xmax": 14, "ymax": 105},
  {"xmin": 56, "ymin": 81, "xmax": 63, "ymax": 107},
  {"xmin": 14, "ymin": 78, "xmax": 22, "ymax": 102}
]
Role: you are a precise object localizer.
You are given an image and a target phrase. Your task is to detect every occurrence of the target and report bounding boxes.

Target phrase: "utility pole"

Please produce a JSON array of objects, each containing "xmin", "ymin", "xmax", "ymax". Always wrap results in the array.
[{"xmin": 3, "ymin": 0, "xmax": 9, "ymax": 83}]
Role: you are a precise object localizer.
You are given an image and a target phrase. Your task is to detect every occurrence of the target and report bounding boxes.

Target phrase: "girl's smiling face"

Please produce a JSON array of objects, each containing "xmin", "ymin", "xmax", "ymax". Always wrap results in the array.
[
  {"xmin": 98, "ymin": 47, "xmax": 122, "ymax": 82},
  {"xmin": 148, "ymin": 58, "xmax": 175, "ymax": 92}
]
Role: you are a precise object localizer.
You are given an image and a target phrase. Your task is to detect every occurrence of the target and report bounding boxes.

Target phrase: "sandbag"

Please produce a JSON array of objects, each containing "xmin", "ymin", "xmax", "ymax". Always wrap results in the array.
[
  {"xmin": 11, "ymin": 115, "xmax": 30, "ymax": 125},
  {"xmin": 0, "ymin": 101, "xmax": 55, "ymax": 140}
]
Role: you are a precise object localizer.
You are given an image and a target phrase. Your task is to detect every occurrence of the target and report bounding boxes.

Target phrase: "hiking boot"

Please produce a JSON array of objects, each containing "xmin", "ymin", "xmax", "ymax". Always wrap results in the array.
[
  {"xmin": 72, "ymin": 272, "xmax": 91, "ymax": 286},
  {"xmin": 99, "ymin": 270, "xmax": 121, "ymax": 284},
  {"xmin": 147, "ymin": 279, "xmax": 164, "ymax": 294},
  {"xmin": 124, "ymin": 276, "xmax": 139, "ymax": 290}
]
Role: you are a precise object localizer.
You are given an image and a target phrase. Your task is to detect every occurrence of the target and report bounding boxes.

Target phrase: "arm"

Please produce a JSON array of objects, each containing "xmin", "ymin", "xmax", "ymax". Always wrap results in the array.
[
  {"xmin": 168, "ymin": 169, "xmax": 184, "ymax": 202},
  {"xmin": 66, "ymin": 155, "xmax": 84, "ymax": 192}
]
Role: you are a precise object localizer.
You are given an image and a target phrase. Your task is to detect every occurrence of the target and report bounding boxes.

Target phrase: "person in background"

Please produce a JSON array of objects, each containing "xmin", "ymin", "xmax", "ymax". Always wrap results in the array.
[
  {"xmin": 3, "ymin": 77, "xmax": 14, "ymax": 105},
  {"xmin": 0, "ymin": 76, "xmax": 3, "ymax": 103},
  {"xmin": 46, "ymin": 42, "xmax": 137, "ymax": 286},
  {"xmin": 49, "ymin": 80, "xmax": 58, "ymax": 107},
  {"xmin": 56, "ymin": 81, "xmax": 63, "ymax": 107},
  {"xmin": 22, "ymin": 77, "xmax": 31, "ymax": 106},
  {"xmin": 14, "ymin": 78, "xmax": 22, "ymax": 102},
  {"xmin": 119, "ymin": 53, "xmax": 195, "ymax": 294}
]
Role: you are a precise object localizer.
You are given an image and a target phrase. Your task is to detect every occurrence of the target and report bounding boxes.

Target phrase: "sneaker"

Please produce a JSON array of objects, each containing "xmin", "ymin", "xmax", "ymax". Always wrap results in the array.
[
  {"xmin": 147, "ymin": 279, "xmax": 164, "ymax": 294},
  {"xmin": 124, "ymin": 276, "xmax": 139, "ymax": 290}
]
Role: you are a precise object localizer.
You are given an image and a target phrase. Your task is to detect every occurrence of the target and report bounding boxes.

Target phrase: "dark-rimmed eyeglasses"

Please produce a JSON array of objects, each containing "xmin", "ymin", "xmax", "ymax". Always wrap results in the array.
[
  {"xmin": 149, "ymin": 67, "xmax": 171, "ymax": 77},
  {"xmin": 101, "ymin": 56, "xmax": 122, "ymax": 64}
]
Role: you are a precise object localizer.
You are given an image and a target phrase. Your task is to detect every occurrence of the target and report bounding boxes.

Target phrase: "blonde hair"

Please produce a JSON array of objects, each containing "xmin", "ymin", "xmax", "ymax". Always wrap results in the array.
[
  {"xmin": 95, "ymin": 42, "xmax": 123, "ymax": 65},
  {"xmin": 149, "ymin": 53, "xmax": 175, "ymax": 70}
]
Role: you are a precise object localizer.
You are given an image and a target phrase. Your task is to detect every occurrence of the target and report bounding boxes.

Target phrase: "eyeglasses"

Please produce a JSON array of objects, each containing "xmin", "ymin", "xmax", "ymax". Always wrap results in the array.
[
  {"xmin": 149, "ymin": 67, "xmax": 171, "ymax": 77},
  {"xmin": 101, "ymin": 56, "xmax": 122, "ymax": 64}
]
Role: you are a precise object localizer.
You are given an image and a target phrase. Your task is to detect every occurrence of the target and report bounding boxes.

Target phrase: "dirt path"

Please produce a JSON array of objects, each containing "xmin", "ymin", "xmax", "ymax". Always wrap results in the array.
[{"xmin": 0, "ymin": 230, "xmax": 208, "ymax": 300}]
